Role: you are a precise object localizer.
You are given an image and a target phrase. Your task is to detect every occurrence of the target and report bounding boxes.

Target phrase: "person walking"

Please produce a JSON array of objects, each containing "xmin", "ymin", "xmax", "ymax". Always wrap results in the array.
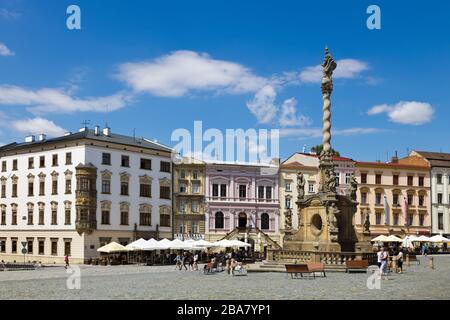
[
  {"xmin": 379, "ymin": 247, "xmax": 389, "ymax": 279},
  {"xmin": 64, "ymin": 254, "xmax": 70, "ymax": 269},
  {"xmin": 396, "ymin": 249, "xmax": 404, "ymax": 273},
  {"xmin": 174, "ymin": 253, "xmax": 182, "ymax": 270},
  {"xmin": 193, "ymin": 252, "xmax": 199, "ymax": 271},
  {"xmin": 376, "ymin": 247, "xmax": 382, "ymax": 269},
  {"xmin": 182, "ymin": 252, "xmax": 188, "ymax": 270}
]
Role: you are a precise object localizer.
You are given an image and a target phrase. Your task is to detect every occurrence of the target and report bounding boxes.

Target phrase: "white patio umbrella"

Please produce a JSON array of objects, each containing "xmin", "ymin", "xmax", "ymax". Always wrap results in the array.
[
  {"xmin": 157, "ymin": 238, "xmax": 172, "ymax": 250},
  {"xmin": 429, "ymin": 235, "xmax": 450, "ymax": 243},
  {"xmin": 402, "ymin": 235, "xmax": 417, "ymax": 248},
  {"xmin": 97, "ymin": 242, "xmax": 129, "ymax": 253},
  {"xmin": 385, "ymin": 235, "xmax": 403, "ymax": 242},
  {"xmin": 141, "ymin": 238, "xmax": 161, "ymax": 250},
  {"xmin": 371, "ymin": 235, "xmax": 389, "ymax": 242},
  {"xmin": 213, "ymin": 239, "xmax": 235, "ymax": 248},
  {"xmin": 126, "ymin": 238, "xmax": 147, "ymax": 250},
  {"xmin": 417, "ymin": 235, "xmax": 430, "ymax": 242},
  {"xmin": 169, "ymin": 239, "xmax": 193, "ymax": 250},
  {"xmin": 229, "ymin": 239, "xmax": 252, "ymax": 248},
  {"xmin": 194, "ymin": 239, "xmax": 215, "ymax": 248}
]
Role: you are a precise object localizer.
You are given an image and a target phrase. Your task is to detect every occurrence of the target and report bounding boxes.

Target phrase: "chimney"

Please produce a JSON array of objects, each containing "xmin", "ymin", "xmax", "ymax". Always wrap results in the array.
[
  {"xmin": 103, "ymin": 126, "xmax": 111, "ymax": 136},
  {"xmin": 94, "ymin": 125, "xmax": 100, "ymax": 136},
  {"xmin": 391, "ymin": 151, "xmax": 399, "ymax": 163},
  {"xmin": 38, "ymin": 134, "xmax": 46, "ymax": 141},
  {"xmin": 25, "ymin": 135, "xmax": 35, "ymax": 143}
]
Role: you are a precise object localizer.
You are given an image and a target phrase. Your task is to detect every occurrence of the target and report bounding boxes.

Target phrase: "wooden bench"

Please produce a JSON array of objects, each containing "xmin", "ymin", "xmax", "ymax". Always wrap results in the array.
[
  {"xmin": 307, "ymin": 263, "xmax": 326, "ymax": 278},
  {"xmin": 284, "ymin": 264, "xmax": 316, "ymax": 279},
  {"xmin": 1, "ymin": 263, "xmax": 37, "ymax": 271},
  {"xmin": 345, "ymin": 260, "xmax": 369, "ymax": 273}
]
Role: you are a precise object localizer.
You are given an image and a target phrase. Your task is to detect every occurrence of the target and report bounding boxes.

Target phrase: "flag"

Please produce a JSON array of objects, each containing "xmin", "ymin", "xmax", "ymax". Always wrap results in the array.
[
  {"xmin": 402, "ymin": 195, "xmax": 409, "ymax": 226},
  {"xmin": 384, "ymin": 195, "xmax": 389, "ymax": 225}
]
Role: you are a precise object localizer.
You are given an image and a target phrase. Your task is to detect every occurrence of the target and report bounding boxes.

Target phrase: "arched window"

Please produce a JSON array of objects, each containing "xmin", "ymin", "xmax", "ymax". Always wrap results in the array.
[
  {"xmin": 215, "ymin": 211, "xmax": 224, "ymax": 229},
  {"xmin": 261, "ymin": 213, "xmax": 270, "ymax": 230}
]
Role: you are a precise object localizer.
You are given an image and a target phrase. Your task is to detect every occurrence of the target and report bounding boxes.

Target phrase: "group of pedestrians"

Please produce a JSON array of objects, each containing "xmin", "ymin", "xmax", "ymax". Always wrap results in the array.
[
  {"xmin": 174, "ymin": 251, "xmax": 199, "ymax": 271},
  {"xmin": 376, "ymin": 247, "xmax": 405, "ymax": 279}
]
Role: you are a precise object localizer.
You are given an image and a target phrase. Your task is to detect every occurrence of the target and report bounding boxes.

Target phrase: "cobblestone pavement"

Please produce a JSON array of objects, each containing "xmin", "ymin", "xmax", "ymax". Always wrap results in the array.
[{"xmin": 1, "ymin": 255, "xmax": 449, "ymax": 300}]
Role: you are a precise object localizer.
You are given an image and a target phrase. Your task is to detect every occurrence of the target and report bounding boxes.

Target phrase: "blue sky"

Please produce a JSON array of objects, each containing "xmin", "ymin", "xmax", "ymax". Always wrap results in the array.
[{"xmin": 0, "ymin": 0, "xmax": 449, "ymax": 162}]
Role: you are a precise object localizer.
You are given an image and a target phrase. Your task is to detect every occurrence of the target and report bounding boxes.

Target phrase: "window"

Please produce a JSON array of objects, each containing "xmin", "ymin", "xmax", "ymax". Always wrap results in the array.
[
  {"xmin": 52, "ymin": 180, "xmax": 58, "ymax": 195},
  {"xmin": 160, "ymin": 186, "xmax": 171, "ymax": 199},
  {"xmin": 39, "ymin": 156, "xmax": 45, "ymax": 168},
  {"xmin": 192, "ymin": 200, "xmax": 199, "ymax": 213},
  {"xmin": 375, "ymin": 174, "xmax": 382, "ymax": 184},
  {"xmin": 1, "ymin": 161, "xmax": 6, "ymax": 172},
  {"xmin": 266, "ymin": 186, "xmax": 272, "ymax": 199},
  {"xmin": 407, "ymin": 214, "xmax": 414, "ymax": 226},
  {"xmin": 345, "ymin": 173, "xmax": 351, "ymax": 184},
  {"xmin": 140, "ymin": 158, "xmax": 152, "ymax": 170},
  {"xmin": 191, "ymin": 221, "xmax": 198, "ymax": 234},
  {"xmin": 102, "ymin": 153, "xmax": 111, "ymax": 165},
  {"xmin": 38, "ymin": 239, "xmax": 45, "ymax": 255},
  {"xmin": 407, "ymin": 194, "xmax": 413, "ymax": 206},
  {"xmin": 0, "ymin": 207, "xmax": 5, "ymax": 225},
  {"xmin": 179, "ymin": 199, "xmax": 186, "ymax": 212},
  {"xmin": 361, "ymin": 173, "xmax": 367, "ymax": 184},
  {"xmin": 375, "ymin": 212, "xmax": 381, "ymax": 225},
  {"xmin": 261, "ymin": 213, "xmax": 270, "ymax": 230},
  {"xmin": 12, "ymin": 182, "xmax": 18, "ymax": 197},
  {"xmin": 121, "ymin": 155, "xmax": 129, "ymax": 167},
  {"xmin": 192, "ymin": 170, "xmax": 199, "ymax": 179},
  {"xmin": 64, "ymin": 240, "xmax": 71, "ymax": 256},
  {"xmin": 39, "ymin": 181, "xmax": 45, "ymax": 196},
  {"xmin": 160, "ymin": 161, "xmax": 171, "ymax": 173},
  {"xmin": 285, "ymin": 182, "xmax": 291, "ymax": 192},
  {"xmin": 139, "ymin": 205, "xmax": 151, "ymax": 226},
  {"xmin": 308, "ymin": 184, "xmax": 314, "ymax": 193},
  {"xmin": 361, "ymin": 192, "xmax": 367, "ymax": 205},
  {"xmin": 28, "ymin": 157, "xmax": 34, "ymax": 169},
  {"xmin": 51, "ymin": 209, "xmax": 57, "ymax": 225},
  {"xmin": 12, "ymin": 159, "xmax": 18, "ymax": 171},
  {"xmin": 179, "ymin": 183, "xmax": 187, "ymax": 193},
  {"xmin": 121, "ymin": 181, "xmax": 129, "ymax": 196},
  {"xmin": 285, "ymin": 197, "xmax": 291, "ymax": 209},
  {"xmin": 393, "ymin": 194, "xmax": 399, "ymax": 206},
  {"xmin": 121, "ymin": 211, "xmax": 129, "ymax": 225},
  {"xmin": 419, "ymin": 195, "xmax": 425, "ymax": 206},
  {"xmin": 215, "ymin": 212, "xmax": 224, "ymax": 229},
  {"xmin": 220, "ymin": 184, "xmax": 226, "ymax": 197},
  {"xmin": 239, "ymin": 185, "xmax": 246, "ymax": 199},
  {"xmin": 335, "ymin": 172, "xmax": 340, "ymax": 186},
  {"xmin": 437, "ymin": 174, "xmax": 443, "ymax": 184},
  {"xmin": 0, "ymin": 239, "xmax": 6, "ymax": 253},
  {"xmin": 258, "ymin": 186, "xmax": 265, "ymax": 199},
  {"xmin": 160, "ymin": 206, "xmax": 171, "ymax": 227},
  {"xmin": 180, "ymin": 169, "xmax": 186, "ymax": 179},
  {"xmin": 192, "ymin": 182, "xmax": 200, "ymax": 194},
  {"xmin": 393, "ymin": 175, "xmax": 399, "ymax": 185},
  {"xmin": 393, "ymin": 213, "xmax": 399, "ymax": 226},
  {"xmin": 140, "ymin": 183, "xmax": 151, "ymax": 197},
  {"xmin": 11, "ymin": 206, "xmax": 17, "ymax": 225},
  {"xmin": 1, "ymin": 184, "xmax": 5, "ymax": 198},
  {"xmin": 28, "ymin": 206, "xmax": 34, "ymax": 225},
  {"xmin": 65, "ymin": 179, "xmax": 72, "ymax": 194},
  {"xmin": 102, "ymin": 178, "xmax": 111, "ymax": 194},
  {"xmin": 65, "ymin": 152, "xmax": 72, "ymax": 165},
  {"xmin": 101, "ymin": 210, "xmax": 110, "ymax": 224},
  {"xmin": 438, "ymin": 213, "xmax": 444, "ymax": 230},
  {"xmin": 375, "ymin": 193, "xmax": 382, "ymax": 205},
  {"xmin": 11, "ymin": 239, "xmax": 17, "ymax": 253},
  {"xmin": 79, "ymin": 178, "xmax": 89, "ymax": 191},
  {"xmin": 212, "ymin": 184, "xmax": 219, "ymax": 197},
  {"xmin": 27, "ymin": 239, "xmax": 33, "ymax": 254},
  {"xmin": 65, "ymin": 209, "xmax": 71, "ymax": 225},
  {"xmin": 39, "ymin": 207, "xmax": 44, "ymax": 225},
  {"xmin": 418, "ymin": 176, "xmax": 424, "ymax": 187},
  {"xmin": 51, "ymin": 239, "xmax": 58, "ymax": 256},
  {"xmin": 437, "ymin": 193, "xmax": 443, "ymax": 204},
  {"xmin": 407, "ymin": 176, "xmax": 413, "ymax": 186},
  {"xmin": 419, "ymin": 214, "xmax": 425, "ymax": 226},
  {"xmin": 28, "ymin": 181, "xmax": 34, "ymax": 196},
  {"xmin": 52, "ymin": 154, "xmax": 58, "ymax": 166}
]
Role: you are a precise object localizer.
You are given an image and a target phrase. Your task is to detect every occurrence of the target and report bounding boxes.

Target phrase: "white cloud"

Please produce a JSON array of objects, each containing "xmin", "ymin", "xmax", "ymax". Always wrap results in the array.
[
  {"xmin": 279, "ymin": 98, "xmax": 312, "ymax": 127},
  {"xmin": 0, "ymin": 85, "xmax": 129, "ymax": 114},
  {"xmin": 299, "ymin": 59, "xmax": 369, "ymax": 83},
  {"xmin": 116, "ymin": 50, "xmax": 267, "ymax": 97},
  {"xmin": 11, "ymin": 118, "xmax": 66, "ymax": 137},
  {"xmin": 280, "ymin": 127, "xmax": 381, "ymax": 138},
  {"xmin": 246, "ymin": 85, "xmax": 278, "ymax": 124},
  {"xmin": 0, "ymin": 43, "xmax": 14, "ymax": 56},
  {"xmin": 0, "ymin": 8, "xmax": 20, "ymax": 19},
  {"xmin": 368, "ymin": 101, "xmax": 434, "ymax": 125}
]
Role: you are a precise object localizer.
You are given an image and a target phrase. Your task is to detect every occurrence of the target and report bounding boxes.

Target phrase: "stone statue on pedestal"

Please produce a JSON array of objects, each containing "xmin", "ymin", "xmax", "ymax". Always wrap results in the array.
[
  {"xmin": 349, "ymin": 173, "xmax": 358, "ymax": 201},
  {"xmin": 297, "ymin": 172, "xmax": 305, "ymax": 199},
  {"xmin": 284, "ymin": 209, "xmax": 292, "ymax": 230},
  {"xmin": 363, "ymin": 209, "xmax": 371, "ymax": 233},
  {"xmin": 327, "ymin": 169, "xmax": 337, "ymax": 194}
]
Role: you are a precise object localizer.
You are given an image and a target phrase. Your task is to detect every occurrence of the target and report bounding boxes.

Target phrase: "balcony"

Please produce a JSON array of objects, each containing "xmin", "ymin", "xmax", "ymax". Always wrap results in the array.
[{"xmin": 206, "ymin": 196, "xmax": 279, "ymax": 204}]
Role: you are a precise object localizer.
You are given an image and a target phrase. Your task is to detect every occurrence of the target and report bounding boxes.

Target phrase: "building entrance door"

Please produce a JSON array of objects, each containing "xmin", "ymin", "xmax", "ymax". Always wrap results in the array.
[{"xmin": 238, "ymin": 212, "xmax": 247, "ymax": 228}]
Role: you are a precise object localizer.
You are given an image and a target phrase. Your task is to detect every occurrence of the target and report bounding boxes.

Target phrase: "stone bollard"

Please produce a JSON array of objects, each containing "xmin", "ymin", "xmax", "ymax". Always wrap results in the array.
[
  {"xmin": 429, "ymin": 256, "xmax": 434, "ymax": 270},
  {"xmin": 406, "ymin": 254, "xmax": 410, "ymax": 267}
]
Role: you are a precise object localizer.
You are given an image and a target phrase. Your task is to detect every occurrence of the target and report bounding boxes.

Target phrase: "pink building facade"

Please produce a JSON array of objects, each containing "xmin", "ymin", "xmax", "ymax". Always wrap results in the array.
[{"xmin": 204, "ymin": 161, "xmax": 281, "ymax": 246}]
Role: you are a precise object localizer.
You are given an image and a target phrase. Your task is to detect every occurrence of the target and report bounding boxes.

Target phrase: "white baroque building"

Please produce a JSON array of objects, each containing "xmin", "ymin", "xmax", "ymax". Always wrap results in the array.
[{"xmin": 0, "ymin": 126, "xmax": 173, "ymax": 263}]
